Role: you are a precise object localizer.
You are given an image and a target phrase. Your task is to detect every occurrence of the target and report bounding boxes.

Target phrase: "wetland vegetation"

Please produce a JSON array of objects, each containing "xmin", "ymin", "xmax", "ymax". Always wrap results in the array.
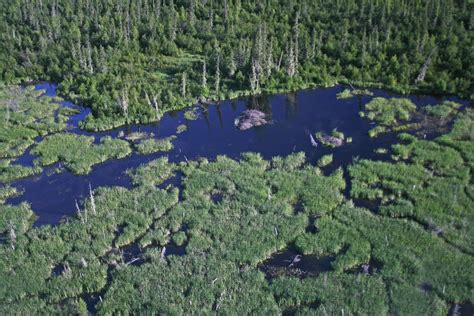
[
  {"xmin": 0, "ymin": 100, "xmax": 472, "ymax": 314},
  {"xmin": 135, "ymin": 135, "xmax": 176, "ymax": 155},
  {"xmin": 0, "ymin": 85, "xmax": 75, "ymax": 182},
  {"xmin": 31, "ymin": 134, "xmax": 132, "ymax": 175},
  {"xmin": 0, "ymin": 0, "xmax": 473, "ymax": 314}
]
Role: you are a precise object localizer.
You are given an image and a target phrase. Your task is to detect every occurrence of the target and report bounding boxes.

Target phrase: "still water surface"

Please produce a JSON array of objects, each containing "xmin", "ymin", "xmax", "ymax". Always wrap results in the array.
[{"xmin": 6, "ymin": 83, "xmax": 468, "ymax": 225}]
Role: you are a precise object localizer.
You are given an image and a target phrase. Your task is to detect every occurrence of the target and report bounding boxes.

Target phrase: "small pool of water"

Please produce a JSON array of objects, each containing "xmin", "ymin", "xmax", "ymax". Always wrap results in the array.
[
  {"xmin": 4, "ymin": 83, "xmax": 470, "ymax": 225},
  {"xmin": 259, "ymin": 247, "xmax": 335, "ymax": 279}
]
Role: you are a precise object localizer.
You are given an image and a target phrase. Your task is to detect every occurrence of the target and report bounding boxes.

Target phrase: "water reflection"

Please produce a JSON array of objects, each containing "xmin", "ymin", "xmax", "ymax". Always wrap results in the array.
[{"xmin": 5, "ymin": 83, "xmax": 470, "ymax": 225}]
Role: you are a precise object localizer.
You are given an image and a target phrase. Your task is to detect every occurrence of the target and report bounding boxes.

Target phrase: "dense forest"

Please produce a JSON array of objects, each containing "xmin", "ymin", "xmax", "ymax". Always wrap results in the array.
[{"xmin": 1, "ymin": 0, "xmax": 472, "ymax": 129}]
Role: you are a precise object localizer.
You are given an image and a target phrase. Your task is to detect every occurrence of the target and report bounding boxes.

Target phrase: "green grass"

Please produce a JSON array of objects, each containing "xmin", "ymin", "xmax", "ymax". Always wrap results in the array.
[
  {"xmin": 176, "ymin": 124, "xmax": 188, "ymax": 134},
  {"xmin": 31, "ymin": 134, "xmax": 132, "ymax": 175},
  {"xmin": 183, "ymin": 108, "xmax": 199, "ymax": 121},
  {"xmin": 365, "ymin": 98, "xmax": 417, "ymax": 126},
  {"xmin": 0, "ymin": 152, "xmax": 347, "ymax": 314},
  {"xmin": 294, "ymin": 204, "xmax": 470, "ymax": 313},
  {"xmin": 128, "ymin": 157, "xmax": 176, "ymax": 187},
  {"xmin": 0, "ymin": 85, "xmax": 82, "ymax": 181},
  {"xmin": 362, "ymin": 97, "xmax": 417, "ymax": 137},
  {"xmin": 317, "ymin": 154, "xmax": 333, "ymax": 167},
  {"xmin": 135, "ymin": 136, "xmax": 176, "ymax": 155},
  {"xmin": 350, "ymin": 110, "xmax": 474, "ymax": 253},
  {"xmin": 0, "ymin": 185, "xmax": 20, "ymax": 203},
  {"xmin": 272, "ymin": 270, "xmax": 389, "ymax": 315},
  {"xmin": 336, "ymin": 89, "xmax": 353, "ymax": 99},
  {"xmin": 331, "ymin": 128, "xmax": 345, "ymax": 140},
  {"xmin": 424, "ymin": 101, "xmax": 462, "ymax": 120},
  {"xmin": 0, "ymin": 110, "xmax": 472, "ymax": 314},
  {"xmin": 0, "ymin": 159, "xmax": 42, "ymax": 183},
  {"xmin": 0, "ymin": 85, "xmax": 77, "ymax": 159},
  {"xmin": 352, "ymin": 89, "xmax": 374, "ymax": 96},
  {"xmin": 337, "ymin": 88, "xmax": 373, "ymax": 99}
]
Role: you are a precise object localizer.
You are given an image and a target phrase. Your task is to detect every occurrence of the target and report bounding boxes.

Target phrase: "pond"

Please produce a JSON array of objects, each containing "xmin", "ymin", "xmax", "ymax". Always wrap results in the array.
[{"xmin": 5, "ymin": 83, "xmax": 469, "ymax": 226}]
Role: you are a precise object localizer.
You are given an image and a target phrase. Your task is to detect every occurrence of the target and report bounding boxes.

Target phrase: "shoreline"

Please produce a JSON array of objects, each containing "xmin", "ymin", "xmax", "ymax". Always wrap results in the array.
[{"xmin": 19, "ymin": 77, "xmax": 473, "ymax": 132}]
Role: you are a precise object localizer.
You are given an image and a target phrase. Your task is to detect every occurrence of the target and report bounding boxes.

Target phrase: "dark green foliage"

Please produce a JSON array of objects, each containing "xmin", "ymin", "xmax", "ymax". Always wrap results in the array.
[
  {"xmin": 0, "ymin": 0, "xmax": 471, "ymax": 129},
  {"xmin": 271, "ymin": 272, "xmax": 389, "ymax": 315},
  {"xmin": 295, "ymin": 204, "xmax": 473, "ymax": 306}
]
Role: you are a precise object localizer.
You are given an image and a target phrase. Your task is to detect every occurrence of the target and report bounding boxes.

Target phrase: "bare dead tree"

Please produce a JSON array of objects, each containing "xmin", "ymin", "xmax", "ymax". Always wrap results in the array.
[
  {"xmin": 89, "ymin": 182, "xmax": 96, "ymax": 215},
  {"xmin": 415, "ymin": 47, "xmax": 437, "ymax": 84},
  {"xmin": 181, "ymin": 72, "xmax": 187, "ymax": 97},
  {"xmin": 215, "ymin": 55, "xmax": 221, "ymax": 95},
  {"xmin": 8, "ymin": 222, "xmax": 16, "ymax": 250},
  {"xmin": 287, "ymin": 40, "xmax": 297, "ymax": 77},
  {"xmin": 120, "ymin": 89, "xmax": 129, "ymax": 120},
  {"xmin": 202, "ymin": 60, "xmax": 207, "ymax": 89}
]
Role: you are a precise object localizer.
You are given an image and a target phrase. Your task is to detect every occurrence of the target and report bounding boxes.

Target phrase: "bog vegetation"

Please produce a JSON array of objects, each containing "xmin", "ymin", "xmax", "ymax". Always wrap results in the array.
[
  {"xmin": 31, "ymin": 134, "xmax": 132, "ymax": 175},
  {"xmin": 0, "ymin": 107, "xmax": 472, "ymax": 314},
  {"xmin": 0, "ymin": 0, "xmax": 472, "ymax": 314},
  {"xmin": 0, "ymin": 85, "xmax": 76, "ymax": 182}
]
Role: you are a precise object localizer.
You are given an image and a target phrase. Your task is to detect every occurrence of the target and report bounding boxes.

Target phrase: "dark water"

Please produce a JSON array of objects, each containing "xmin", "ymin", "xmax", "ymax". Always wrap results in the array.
[
  {"xmin": 4, "ymin": 83, "xmax": 469, "ymax": 226},
  {"xmin": 259, "ymin": 247, "xmax": 335, "ymax": 279},
  {"xmin": 449, "ymin": 302, "xmax": 474, "ymax": 316}
]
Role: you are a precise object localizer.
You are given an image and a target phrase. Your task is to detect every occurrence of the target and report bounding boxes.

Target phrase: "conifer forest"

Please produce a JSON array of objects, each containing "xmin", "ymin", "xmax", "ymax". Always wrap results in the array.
[{"xmin": 0, "ymin": 0, "xmax": 473, "ymax": 314}]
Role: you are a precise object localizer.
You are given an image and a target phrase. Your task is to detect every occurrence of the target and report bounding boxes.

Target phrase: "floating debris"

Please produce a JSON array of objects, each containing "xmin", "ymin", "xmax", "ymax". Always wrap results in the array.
[
  {"xmin": 337, "ymin": 88, "xmax": 374, "ymax": 99},
  {"xmin": 309, "ymin": 134, "xmax": 318, "ymax": 147}
]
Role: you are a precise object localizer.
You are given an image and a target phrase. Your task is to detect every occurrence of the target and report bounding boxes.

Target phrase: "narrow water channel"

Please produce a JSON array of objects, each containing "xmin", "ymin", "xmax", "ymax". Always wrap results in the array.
[{"xmin": 5, "ymin": 83, "xmax": 469, "ymax": 225}]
